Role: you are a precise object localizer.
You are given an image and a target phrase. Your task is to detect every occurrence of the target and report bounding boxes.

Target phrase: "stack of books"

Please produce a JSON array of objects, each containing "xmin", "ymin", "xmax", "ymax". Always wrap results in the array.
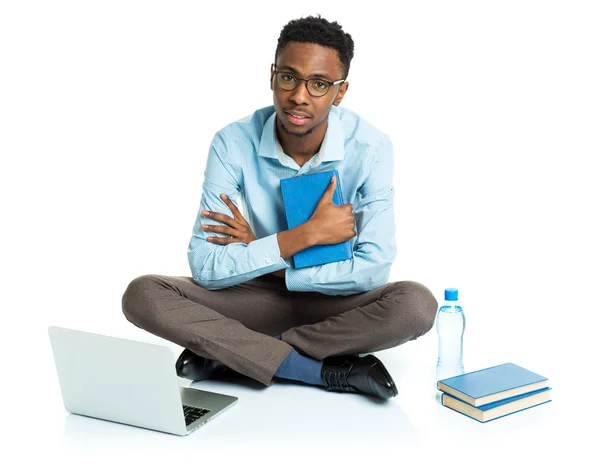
[{"xmin": 437, "ymin": 363, "xmax": 551, "ymax": 423}]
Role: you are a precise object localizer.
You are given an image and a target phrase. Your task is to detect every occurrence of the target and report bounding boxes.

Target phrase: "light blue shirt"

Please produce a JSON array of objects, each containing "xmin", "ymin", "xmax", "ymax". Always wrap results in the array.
[{"xmin": 187, "ymin": 105, "xmax": 396, "ymax": 295}]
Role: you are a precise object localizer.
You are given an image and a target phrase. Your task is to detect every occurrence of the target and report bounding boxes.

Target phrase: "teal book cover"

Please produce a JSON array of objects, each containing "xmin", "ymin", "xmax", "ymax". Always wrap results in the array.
[
  {"xmin": 441, "ymin": 387, "xmax": 552, "ymax": 423},
  {"xmin": 280, "ymin": 169, "xmax": 353, "ymax": 269},
  {"xmin": 437, "ymin": 363, "xmax": 549, "ymax": 407}
]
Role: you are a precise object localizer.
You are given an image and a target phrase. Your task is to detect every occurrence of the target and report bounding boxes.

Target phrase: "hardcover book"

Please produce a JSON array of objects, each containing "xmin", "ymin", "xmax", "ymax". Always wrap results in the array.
[
  {"xmin": 441, "ymin": 387, "xmax": 551, "ymax": 423},
  {"xmin": 280, "ymin": 169, "xmax": 353, "ymax": 269},
  {"xmin": 437, "ymin": 363, "xmax": 549, "ymax": 407}
]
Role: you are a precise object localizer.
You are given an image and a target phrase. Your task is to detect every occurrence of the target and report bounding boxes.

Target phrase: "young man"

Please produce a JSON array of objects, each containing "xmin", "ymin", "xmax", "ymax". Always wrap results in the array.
[{"xmin": 121, "ymin": 16, "xmax": 437, "ymax": 400}]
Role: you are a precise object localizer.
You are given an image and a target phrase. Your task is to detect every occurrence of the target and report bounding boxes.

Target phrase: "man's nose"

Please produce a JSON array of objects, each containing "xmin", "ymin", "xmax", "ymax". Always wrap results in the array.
[{"xmin": 289, "ymin": 81, "xmax": 310, "ymax": 104}]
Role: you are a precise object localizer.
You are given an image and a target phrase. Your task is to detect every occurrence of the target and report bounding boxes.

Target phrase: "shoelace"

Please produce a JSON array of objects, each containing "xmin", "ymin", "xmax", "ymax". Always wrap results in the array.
[{"xmin": 323, "ymin": 368, "xmax": 354, "ymax": 392}]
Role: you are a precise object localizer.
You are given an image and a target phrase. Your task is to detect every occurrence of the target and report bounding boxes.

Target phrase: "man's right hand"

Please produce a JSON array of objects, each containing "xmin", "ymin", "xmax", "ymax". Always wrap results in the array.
[{"xmin": 306, "ymin": 175, "xmax": 356, "ymax": 245}]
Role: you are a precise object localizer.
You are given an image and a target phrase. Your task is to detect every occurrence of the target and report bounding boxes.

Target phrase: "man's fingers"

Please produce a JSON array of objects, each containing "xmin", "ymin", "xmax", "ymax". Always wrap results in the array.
[
  {"xmin": 220, "ymin": 194, "xmax": 246, "ymax": 222},
  {"xmin": 202, "ymin": 224, "xmax": 235, "ymax": 236},
  {"xmin": 202, "ymin": 209, "xmax": 242, "ymax": 229},
  {"xmin": 319, "ymin": 175, "xmax": 337, "ymax": 203},
  {"xmin": 207, "ymin": 236, "xmax": 235, "ymax": 245}
]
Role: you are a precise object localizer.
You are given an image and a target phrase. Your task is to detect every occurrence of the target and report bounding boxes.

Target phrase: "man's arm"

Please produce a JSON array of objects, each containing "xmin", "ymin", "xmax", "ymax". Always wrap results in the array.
[
  {"xmin": 270, "ymin": 174, "xmax": 358, "ymax": 280},
  {"xmin": 188, "ymin": 132, "xmax": 294, "ymax": 290},
  {"xmin": 284, "ymin": 135, "xmax": 397, "ymax": 295}
]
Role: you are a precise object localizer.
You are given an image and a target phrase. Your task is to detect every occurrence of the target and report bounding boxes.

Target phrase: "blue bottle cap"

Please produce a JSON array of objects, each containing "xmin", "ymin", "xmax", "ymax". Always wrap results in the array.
[{"xmin": 444, "ymin": 288, "xmax": 458, "ymax": 301}]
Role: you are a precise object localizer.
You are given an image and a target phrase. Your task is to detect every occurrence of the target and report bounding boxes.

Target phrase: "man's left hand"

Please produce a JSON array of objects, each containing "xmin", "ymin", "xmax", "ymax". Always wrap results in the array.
[{"xmin": 201, "ymin": 194, "xmax": 257, "ymax": 245}]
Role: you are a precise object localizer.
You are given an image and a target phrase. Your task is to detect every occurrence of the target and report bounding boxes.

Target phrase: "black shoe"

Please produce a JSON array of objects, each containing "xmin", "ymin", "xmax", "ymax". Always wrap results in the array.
[
  {"xmin": 321, "ymin": 354, "xmax": 398, "ymax": 400},
  {"xmin": 175, "ymin": 348, "xmax": 227, "ymax": 381}
]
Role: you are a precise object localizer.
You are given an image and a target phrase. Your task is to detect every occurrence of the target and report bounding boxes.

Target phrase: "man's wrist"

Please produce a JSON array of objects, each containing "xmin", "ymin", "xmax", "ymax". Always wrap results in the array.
[
  {"xmin": 277, "ymin": 222, "xmax": 319, "ymax": 259},
  {"xmin": 301, "ymin": 220, "xmax": 320, "ymax": 246}
]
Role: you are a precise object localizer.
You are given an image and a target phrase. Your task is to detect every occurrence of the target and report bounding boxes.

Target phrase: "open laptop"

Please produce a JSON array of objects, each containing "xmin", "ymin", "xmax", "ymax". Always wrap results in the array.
[{"xmin": 48, "ymin": 325, "xmax": 238, "ymax": 436}]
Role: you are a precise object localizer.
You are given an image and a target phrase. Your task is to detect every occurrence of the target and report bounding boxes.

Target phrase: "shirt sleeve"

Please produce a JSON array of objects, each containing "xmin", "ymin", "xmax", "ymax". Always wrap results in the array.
[
  {"xmin": 284, "ymin": 135, "xmax": 397, "ymax": 295},
  {"xmin": 187, "ymin": 132, "xmax": 291, "ymax": 290}
]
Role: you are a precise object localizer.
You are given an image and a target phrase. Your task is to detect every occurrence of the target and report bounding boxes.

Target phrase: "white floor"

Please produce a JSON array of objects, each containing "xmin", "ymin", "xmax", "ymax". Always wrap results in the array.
[
  {"xmin": 13, "ymin": 320, "xmax": 592, "ymax": 470},
  {"xmin": 4, "ymin": 2, "xmax": 598, "ymax": 467}
]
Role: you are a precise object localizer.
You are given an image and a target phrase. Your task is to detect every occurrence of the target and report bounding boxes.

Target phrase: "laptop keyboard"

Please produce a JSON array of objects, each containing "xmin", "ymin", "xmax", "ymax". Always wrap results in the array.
[{"xmin": 183, "ymin": 404, "xmax": 211, "ymax": 426}]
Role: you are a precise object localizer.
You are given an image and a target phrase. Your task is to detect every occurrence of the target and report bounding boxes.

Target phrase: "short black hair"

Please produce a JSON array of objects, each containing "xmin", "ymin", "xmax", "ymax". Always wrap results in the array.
[{"xmin": 275, "ymin": 15, "xmax": 354, "ymax": 79}]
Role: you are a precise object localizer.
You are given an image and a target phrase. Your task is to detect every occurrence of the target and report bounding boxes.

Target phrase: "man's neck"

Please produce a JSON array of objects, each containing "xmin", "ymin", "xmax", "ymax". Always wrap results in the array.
[{"xmin": 276, "ymin": 118, "xmax": 328, "ymax": 165}]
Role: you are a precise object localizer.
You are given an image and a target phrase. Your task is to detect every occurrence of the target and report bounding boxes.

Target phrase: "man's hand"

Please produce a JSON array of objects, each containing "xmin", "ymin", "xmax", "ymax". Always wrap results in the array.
[
  {"xmin": 307, "ymin": 175, "xmax": 356, "ymax": 245},
  {"xmin": 201, "ymin": 194, "xmax": 257, "ymax": 245}
]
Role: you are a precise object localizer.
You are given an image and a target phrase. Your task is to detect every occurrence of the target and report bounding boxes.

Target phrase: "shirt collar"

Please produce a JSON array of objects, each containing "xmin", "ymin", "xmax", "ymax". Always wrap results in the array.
[{"xmin": 258, "ymin": 107, "xmax": 345, "ymax": 166}]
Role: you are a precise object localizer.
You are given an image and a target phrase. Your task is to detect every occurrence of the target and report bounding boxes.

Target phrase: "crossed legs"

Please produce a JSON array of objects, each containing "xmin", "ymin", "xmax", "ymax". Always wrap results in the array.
[{"xmin": 121, "ymin": 274, "xmax": 437, "ymax": 386}]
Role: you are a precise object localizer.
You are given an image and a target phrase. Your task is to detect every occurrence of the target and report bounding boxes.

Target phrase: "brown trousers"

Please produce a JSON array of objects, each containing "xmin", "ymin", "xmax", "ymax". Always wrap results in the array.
[{"xmin": 121, "ymin": 274, "xmax": 438, "ymax": 386}]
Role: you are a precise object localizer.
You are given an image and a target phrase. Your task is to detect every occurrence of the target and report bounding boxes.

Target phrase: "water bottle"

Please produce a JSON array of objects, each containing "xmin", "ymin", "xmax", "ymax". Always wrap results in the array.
[{"xmin": 436, "ymin": 288, "xmax": 465, "ymax": 381}]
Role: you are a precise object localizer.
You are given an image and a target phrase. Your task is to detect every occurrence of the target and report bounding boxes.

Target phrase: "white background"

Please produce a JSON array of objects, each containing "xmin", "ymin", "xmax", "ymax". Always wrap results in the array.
[{"xmin": 1, "ymin": 0, "xmax": 599, "ymax": 467}]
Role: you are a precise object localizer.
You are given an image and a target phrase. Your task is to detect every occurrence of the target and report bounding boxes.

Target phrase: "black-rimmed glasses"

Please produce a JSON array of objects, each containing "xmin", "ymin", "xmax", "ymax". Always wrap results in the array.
[{"xmin": 272, "ymin": 66, "xmax": 345, "ymax": 97}]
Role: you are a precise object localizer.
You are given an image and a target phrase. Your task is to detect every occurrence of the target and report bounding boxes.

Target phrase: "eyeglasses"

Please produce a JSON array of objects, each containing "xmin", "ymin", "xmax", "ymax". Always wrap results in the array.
[{"xmin": 272, "ymin": 65, "xmax": 345, "ymax": 97}]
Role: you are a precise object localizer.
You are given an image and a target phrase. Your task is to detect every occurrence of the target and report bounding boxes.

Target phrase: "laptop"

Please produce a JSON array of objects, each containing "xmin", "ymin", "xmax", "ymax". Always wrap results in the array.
[{"xmin": 48, "ymin": 326, "xmax": 238, "ymax": 436}]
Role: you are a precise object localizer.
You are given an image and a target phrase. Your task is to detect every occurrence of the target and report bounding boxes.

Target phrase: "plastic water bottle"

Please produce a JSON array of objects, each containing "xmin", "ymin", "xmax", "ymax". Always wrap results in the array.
[{"xmin": 436, "ymin": 288, "xmax": 465, "ymax": 381}]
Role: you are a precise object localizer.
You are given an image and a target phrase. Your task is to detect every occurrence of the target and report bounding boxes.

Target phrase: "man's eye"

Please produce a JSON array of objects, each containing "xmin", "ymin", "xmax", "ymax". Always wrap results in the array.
[
  {"xmin": 282, "ymin": 74, "xmax": 296, "ymax": 82},
  {"xmin": 314, "ymin": 81, "xmax": 327, "ymax": 89}
]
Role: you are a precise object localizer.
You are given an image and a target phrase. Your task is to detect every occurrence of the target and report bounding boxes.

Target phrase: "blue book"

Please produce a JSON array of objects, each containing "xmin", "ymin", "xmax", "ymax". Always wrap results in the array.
[
  {"xmin": 441, "ymin": 387, "xmax": 552, "ymax": 423},
  {"xmin": 280, "ymin": 169, "xmax": 353, "ymax": 269},
  {"xmin": 437, "ymin": 363, "xmax": 549, "ymax": 407}
]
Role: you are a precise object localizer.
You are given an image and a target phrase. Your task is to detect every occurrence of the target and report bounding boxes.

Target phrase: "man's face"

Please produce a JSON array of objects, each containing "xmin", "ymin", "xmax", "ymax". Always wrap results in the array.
[{"xmin": 271, "ymin": 41, "xmax": 349, "ymax": 138}]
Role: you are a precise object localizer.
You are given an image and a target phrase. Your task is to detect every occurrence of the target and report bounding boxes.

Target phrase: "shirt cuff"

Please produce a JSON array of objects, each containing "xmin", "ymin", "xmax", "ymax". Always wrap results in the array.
[
  {"xmin": 285, "ymin": 266, "xmax": 313, "ymax": 292},
  {"xmin": 248, "ymin": 233, "xmax": 291, "ymax": 271}
]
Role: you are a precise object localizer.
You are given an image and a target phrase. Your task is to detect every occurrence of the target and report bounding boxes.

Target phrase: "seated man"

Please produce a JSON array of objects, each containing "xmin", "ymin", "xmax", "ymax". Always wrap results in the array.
[{"xmin": 121, "ymin": 15, "xmax": 437, "ymax": 400}]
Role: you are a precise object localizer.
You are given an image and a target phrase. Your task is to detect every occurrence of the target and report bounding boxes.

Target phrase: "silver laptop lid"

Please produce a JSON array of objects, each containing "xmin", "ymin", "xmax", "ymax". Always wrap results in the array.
[{"xmin": 48, "ymin": 326, "xmax": 186, "ymax": 435}]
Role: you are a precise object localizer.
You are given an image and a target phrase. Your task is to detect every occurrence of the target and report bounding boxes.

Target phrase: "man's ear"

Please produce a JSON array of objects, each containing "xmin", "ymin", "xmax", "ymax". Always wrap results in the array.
[
  {"xmin": 333, "ymin": 82, "xmax": 349, "ymax": 106},
  {"xmin": 270, "ymin": 64, "xmax": 274, "ymax": 91}
]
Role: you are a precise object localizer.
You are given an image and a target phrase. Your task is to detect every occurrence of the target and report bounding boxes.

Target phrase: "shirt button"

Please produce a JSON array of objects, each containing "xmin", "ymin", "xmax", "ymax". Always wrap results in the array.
[
  {"xmin": 229, "ymin": 269, "xmax": 234, "ymax": 275},
  {"xmin": 265, "ymin": 257, "xmax": 271, "ymax": 263}
]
